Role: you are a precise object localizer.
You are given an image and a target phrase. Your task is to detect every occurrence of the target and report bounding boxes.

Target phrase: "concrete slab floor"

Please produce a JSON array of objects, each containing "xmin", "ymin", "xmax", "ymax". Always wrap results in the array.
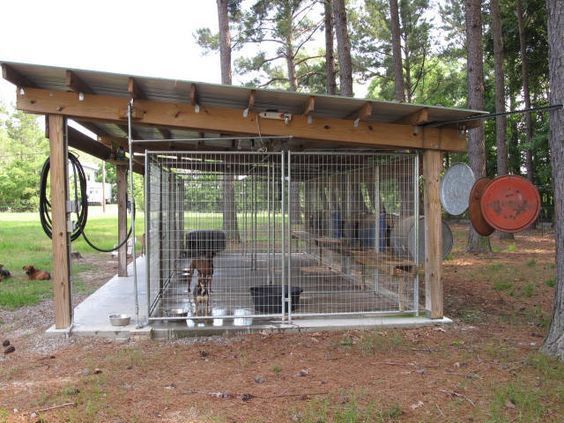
[{"xmin": 46, "ymin": 256, "xmax": 452, "ymax": 340}]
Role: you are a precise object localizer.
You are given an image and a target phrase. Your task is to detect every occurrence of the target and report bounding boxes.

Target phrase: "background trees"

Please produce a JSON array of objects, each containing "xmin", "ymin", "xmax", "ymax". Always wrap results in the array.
[{"xmin": 0, "ymin": 108, "xmax": 49, "ymax": 211}]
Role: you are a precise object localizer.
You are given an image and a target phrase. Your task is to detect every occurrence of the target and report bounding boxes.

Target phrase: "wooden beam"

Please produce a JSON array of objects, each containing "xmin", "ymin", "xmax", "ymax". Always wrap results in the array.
[
  {"xmin": 48, "ymin": 115, "xmax": 72, "ymax": 329},
  {"xmin": 117, "ymin": 166, "xmax": 128, "ymax": 276},
  {"xmin": 128, "ymin": 77, "xmax": 146, "ymax": 101},
  {"xmin": 243, "ymin": 90, "xmax": 256, "ymax": 117},
  {"xmin": 65, "ymin": 70, "xmax": 94, "ymax": 94},
  {"xmin": 67, "ymin": 126, "xmax": 111, "ymax": 160},
  {"xmin": 348, "ymin": 101, "xmax": 373, "ymax": 125},
  {"xmin": 396, "ymin": 108, "xmax": 429, "ymax": 126},
  {"xmin": 423, "ymin": 150, "xmax": 443, "ymax": 319},
  {"xmin": 16, "ymin": 88, "xmax": 467, "ymax": 152},
  {"xmin": 303, "ymin": 96, "xmax": 315, "ymax": 116},
  {"xmin": 189, "ymin": 83, "xmax": 199, "ymax": 106},
  {"xmin": 158, "ymin": 127, "xmax": 172, "ymax": 139},
  {"xmin": 118, "ymin": 124, "xmax": 141, "ymax": 141},
  {"xmin": 247, "ymin": 90, "xmax": 256, "ymax": 111},
  {"xmin": 2, "ymin": 64, "xmax": 37, "ymax": 88}
]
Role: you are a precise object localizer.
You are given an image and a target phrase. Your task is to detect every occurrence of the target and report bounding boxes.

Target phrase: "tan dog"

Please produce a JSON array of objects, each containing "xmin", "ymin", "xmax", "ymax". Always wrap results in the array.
[
  {"xmin": 186, "ymin": 255, "xmax": 215, "ymax": 292},
  {"xmin": 22, "ymin": 265, "xmax": 51, "ymax": 281}
]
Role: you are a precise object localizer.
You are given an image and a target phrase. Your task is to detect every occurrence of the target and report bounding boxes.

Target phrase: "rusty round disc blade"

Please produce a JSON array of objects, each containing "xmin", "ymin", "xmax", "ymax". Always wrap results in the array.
[
  {"xmin": 480, "ymin": 175, "xmax": 541, "ymax": 233},
  {"xmin": 469, "ymin": 177, "xmax": 495, "ymax": 236}
]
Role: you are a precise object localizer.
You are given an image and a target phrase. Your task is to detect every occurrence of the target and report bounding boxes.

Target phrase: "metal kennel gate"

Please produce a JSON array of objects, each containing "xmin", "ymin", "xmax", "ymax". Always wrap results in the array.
[{"xmin": 145, "ymin": 150, "xmax": 419, "ymax": 323}]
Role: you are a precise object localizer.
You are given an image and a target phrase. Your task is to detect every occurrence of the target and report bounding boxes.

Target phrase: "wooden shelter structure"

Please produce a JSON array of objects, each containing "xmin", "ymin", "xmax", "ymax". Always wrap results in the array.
[{"xmin": 1, "ymin": 62, "xmax": 485, "ymax": 329}]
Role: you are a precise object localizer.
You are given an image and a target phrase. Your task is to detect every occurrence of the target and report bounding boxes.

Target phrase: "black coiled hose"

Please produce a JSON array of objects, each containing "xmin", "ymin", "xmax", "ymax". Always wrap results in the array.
[{"xmin": 39, "ymin": 153, "xmax": 133, "ymax": 252}]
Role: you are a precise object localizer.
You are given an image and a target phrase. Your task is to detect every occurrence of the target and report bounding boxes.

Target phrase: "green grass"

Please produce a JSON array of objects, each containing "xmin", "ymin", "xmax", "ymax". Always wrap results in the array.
[
  {"xmin": 0, "ymin": 210, "xmax": 143, "ymax": 309},
  {"xmin": 0, "ymin": 407, "xmax": 9, "ymax": 423},
  {"xmin": 493, "ymin": 280, "xmax": 513, "ymax": 292},
  {"xmin": 271, "ymin": 364, "xmax": 282, "ymax": 376},
  {"xmin": 505, "ymin": 243, "xmax": 518, "ymax": 253},
  {"xmin": 488, "ymin": 383, "xmax": 548, "ymax": 423},
  {"xmin": 522, "ymin": 283, "xmax": 535, "ymax": 298},
  {"xmin": 544, "ymin": 278, "xmax": 555, "ymax": 288},
  {"xmin": 295, "ymin": 395, "xmax": 402, "ymax": 423}
]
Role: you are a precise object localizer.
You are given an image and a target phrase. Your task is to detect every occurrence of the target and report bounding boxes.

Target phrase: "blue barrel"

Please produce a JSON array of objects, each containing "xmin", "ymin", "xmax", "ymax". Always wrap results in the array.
[
  {"xmin": 358, "ymin": 213, "xmax": 387, "ymax": 251},
  {"xmin": 331, "ymin": 211, "xmax": 343, "ymax": 238}
]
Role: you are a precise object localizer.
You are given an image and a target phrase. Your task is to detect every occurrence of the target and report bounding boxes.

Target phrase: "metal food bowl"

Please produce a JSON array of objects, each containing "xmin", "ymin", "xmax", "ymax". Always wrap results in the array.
[
  {"xmin": 168, "ymin": 308, "xmax": 189, "ymax": 318},
  {"xmin": 109, "ymin": 314, "xmax": 131, "ymax": 326}
]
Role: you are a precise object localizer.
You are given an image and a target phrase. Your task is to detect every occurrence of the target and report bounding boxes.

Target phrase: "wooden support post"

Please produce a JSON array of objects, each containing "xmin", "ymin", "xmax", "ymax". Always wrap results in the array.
[
  {"xmin": 423, "ymin": 150, "xmax": 443, "ymax": 318},
  {"xmin": 117, "ymin": 165, "xmax": 128, "ymax": 277},
  {"xmin": 48, "ymin": 115, "xmax": 72, "ymax": 329}
]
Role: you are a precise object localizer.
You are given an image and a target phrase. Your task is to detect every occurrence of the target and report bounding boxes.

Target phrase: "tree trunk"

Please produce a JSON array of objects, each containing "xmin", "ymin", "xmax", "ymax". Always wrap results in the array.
[
  {"xmin": 516, "ymin": 0, "xmax": 534, "ymax": 182},
  {"xmin": 509, "ymin": 94, "xmax": 520, "ymax": 174},
  {"xmin": 389, "ymin": 0, "xmax": 406, "ymax": 102},
  {"xmin": 332, "ymin": 0, "xmax": 354, "ymax": 96},
  {"xmin": 286, "ymin": 44, "xmax": 298, "ymax": 91},
  {"xmin": 217, "ymin": 0, "xmax": 232, "ymax": 85},
  {"xmin": 324, "ymin": 0, "xmax": 337, "ymax": 95},
  {"xmin": 491, "ymin": 0, "xmax": 514, "ymax": 240},
  {"xmin": 465, "ymin": 0, "xmax": 492, "ymax": 253},
  {"xmin": 542, "ymin": 0, "xmax": 564, "ymax": 360},
  {"xmin": 217, "ymin": 0, "xmax": 240, "ymax": 241},
  {"xmin": 282, "ymin": 14, "xmax": 303, "ymax": 224},
  {"xmin": 491, "ymin": 0, "xmax": 507, "ymax": 176}
]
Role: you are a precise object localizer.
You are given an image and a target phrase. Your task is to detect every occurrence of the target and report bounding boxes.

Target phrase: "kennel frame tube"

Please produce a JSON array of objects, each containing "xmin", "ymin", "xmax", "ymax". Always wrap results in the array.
[
  {"xmin": 127, "ymin": 101, "xmax": 140, "ymax": 327},
  {"xmin": 413, "ymin": 152, "xmax": 420, "ymax": 315},
  {"xmin": 287, "ymin": 151, "xmax": 292, "ymax": 322},
  {"xmin": 145, "ymin": 152, "xmax": 151, "ymax": 320},
  {"xmin": 281, "ymin": 150, "xmax": 286, "ymax": 321}
]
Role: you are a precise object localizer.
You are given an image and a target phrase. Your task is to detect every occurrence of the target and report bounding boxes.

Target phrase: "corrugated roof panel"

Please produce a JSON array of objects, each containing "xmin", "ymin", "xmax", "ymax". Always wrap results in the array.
[{"xmin": 1, "ymin": 61, "xmax": 487, "ymax": 127}]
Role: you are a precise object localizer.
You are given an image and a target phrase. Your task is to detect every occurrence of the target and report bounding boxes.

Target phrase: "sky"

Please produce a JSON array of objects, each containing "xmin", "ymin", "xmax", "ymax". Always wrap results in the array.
[
  {"xmin": 0, "ymin": 0, "xmax": 375, "ymax": 112},
  {"xmin": 0, "ymin": 0, "xmax": 224, "ymax": 107}
]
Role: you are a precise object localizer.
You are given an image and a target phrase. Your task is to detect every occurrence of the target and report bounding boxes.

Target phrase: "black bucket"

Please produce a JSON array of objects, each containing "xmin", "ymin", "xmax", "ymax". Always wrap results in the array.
[{"xmin": 250, "ymin": 285, "xmax": 303, "ymax": 314}]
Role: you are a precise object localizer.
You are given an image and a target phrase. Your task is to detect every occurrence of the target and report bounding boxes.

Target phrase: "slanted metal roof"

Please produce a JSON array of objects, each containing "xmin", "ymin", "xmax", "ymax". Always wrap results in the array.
[
  {"xmin": 2, "ymin": 61, "xmax": 485, "ymax": 121},
  {"xmin": 1, "ymin": 61, "xmax": 486, "ymax": 153}
]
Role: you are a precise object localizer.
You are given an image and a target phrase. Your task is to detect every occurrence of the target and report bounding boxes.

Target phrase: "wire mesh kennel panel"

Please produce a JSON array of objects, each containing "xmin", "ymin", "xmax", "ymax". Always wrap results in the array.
[
  {"xmin": 287, "ymin": 152, "xmax": 419, "ymax": 316},
  {"xmin": 145, "ymin": 151, "xmax": 286, "ymax": 321}
]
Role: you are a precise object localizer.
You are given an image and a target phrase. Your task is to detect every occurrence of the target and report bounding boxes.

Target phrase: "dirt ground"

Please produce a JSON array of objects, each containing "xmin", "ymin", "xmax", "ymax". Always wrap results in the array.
[{"xmin": 1, "ymin": 224, "xmax": 563, "ymax": 422}]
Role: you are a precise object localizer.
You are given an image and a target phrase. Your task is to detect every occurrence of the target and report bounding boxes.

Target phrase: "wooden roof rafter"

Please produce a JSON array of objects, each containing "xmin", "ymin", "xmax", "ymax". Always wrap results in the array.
[
  {"xmin": 128, "ymin": 77, "xmax": 146, "ymax": 101},
  {"xmin": 350, "ymin": 101, "xmax": 373, "ymax": 127},
  {"xmin": 65, "ymin": 70, "xmax": 94, "ymax": 95},
  {"xmin": 303, "ymin": 96, "xmax": 315, "ymax": 124},
  {"xmin": 189, "ymin": 83, "xmax": 200, "ymax": 113},
  {"xmin": 396, "ymin": 108, "xmax": 429, "ymax": 126},
  {"xmin": 1, "ymin": 64, "xmax": 36, "ymax": 88},
  {"xmin": 158, "ymin": 127, "xmax": 173, "ymax": 139},
  {"xmin": 118, "ymin": 124, "xmax": 141, "ymax": 141},
  {"xmin": 243, "ymin": 90, "xmax": 256, "ymax": 118}
]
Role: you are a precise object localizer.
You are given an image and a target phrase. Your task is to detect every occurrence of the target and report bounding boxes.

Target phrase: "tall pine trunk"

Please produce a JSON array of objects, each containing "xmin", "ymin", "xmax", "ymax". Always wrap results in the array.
[
  {"xmin": 491, "ymin": 0, "xmax": 514, "ymax": 240},
  {"xmin": 333, "ymin": 0, "xmax": 353, "ymax": 96},
  {"xmin": 282, "ymin": 11, "xmax": 303, "ymax": 224},
  {"xmin": 217, "ymin": 0, "xmax": 232, "ymax": 85},
  {"xmin": 516, "ymin": 0, "xmax": 534, "ymax": 182},
  {"xmin": 465, "ymin": 0, "xmax": 491, "ymax": 253},
  {"xmin": 389, "ymin": 0, "xmax": 405, "ymax": 102},
  {"xmin": 217, "ymin": 0, "xmax": 240, "ymax": 242},
  {"xmin": 285, "ymin": 44, "xmax": 298, "ymax": 91},
  {"xmin": 542, "ymin": 0, "xmax": 564, "ymax": 360},
  {"xmin": 324, "ymin": 0, "xmax": 337, "ymax": 95}
]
